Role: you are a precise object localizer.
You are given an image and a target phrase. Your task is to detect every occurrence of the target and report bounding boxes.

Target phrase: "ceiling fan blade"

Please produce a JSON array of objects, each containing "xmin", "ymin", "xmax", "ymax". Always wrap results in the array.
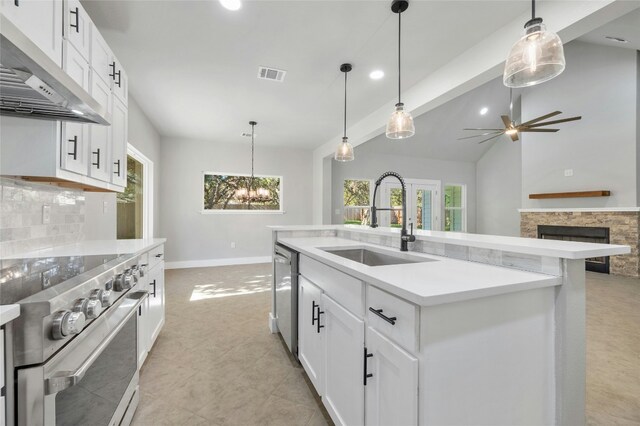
[
  {"xmin": 519, "ymin": 128, "xmax": 560, "ymax": 132},
  {"xmin": 501, "ymin": 115, "xmax": 512, "ymax": 128},
  {"xmin": 510, "ymin": 132, "xmax": 519, "ymax": 141},
  {"xmin": 519, "ymin": 111, "xmax": 562, "ymax": 127},
  {"xmin": 478, "ymin": 134, "xmax": 503, "ymax": 144},
  {"xmin": 463, "ymin": 128, "xmax": 504, "ymax": 131},
  {"xmin": 523, "ymin": 116, "xmax": 582, "ymax": 128},
  {"xmin": 458, "ymin": 131, "xmax": 503, "ymax": 140}
]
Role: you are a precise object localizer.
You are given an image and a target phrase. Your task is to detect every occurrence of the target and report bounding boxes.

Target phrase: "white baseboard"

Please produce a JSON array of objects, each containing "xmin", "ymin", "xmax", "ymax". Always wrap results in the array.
[
  {"xmin": 269, "ymin": 312, "xmax": 278, "ymax": 334},
  {"xmin": 165, "ymin": 256, "xmax": 272, "ymax": 270}
]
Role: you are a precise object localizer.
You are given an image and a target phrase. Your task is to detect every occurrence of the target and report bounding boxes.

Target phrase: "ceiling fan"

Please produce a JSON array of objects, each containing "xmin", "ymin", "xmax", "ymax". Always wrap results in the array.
[{"xmin": 459, "ymin": 90, "xmax": 582, "ymax": 144}]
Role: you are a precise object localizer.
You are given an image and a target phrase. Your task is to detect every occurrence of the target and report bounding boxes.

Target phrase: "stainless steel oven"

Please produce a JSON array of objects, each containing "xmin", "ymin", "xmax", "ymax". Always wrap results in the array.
[{"xmin": 16, "ymin": 290, "xmax": 148, "ymax": 426}]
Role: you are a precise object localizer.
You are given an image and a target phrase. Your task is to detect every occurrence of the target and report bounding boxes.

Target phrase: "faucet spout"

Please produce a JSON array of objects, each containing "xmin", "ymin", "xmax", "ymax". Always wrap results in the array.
[{"xmin": 370, "ymin": 171, "xmax": 416, "ymax": 251}]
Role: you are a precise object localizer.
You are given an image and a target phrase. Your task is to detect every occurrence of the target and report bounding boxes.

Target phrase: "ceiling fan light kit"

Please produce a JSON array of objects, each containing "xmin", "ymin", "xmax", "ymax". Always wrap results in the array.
[
  {"xmin": 386, "ymin": 0, "xmax": 415, "ymax": 140},
  {"xmin": 335, "ymin": 63, "xmax": 355, "ymax": 162},
  {"xmin": 503, "ymin": 0, "xmax": 566, "ymax": 88}
]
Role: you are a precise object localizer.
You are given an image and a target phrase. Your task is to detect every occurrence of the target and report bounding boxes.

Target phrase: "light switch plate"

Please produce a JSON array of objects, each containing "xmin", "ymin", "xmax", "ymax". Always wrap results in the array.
[
  {"xmin": 42, "ymin": 205, "xmax": 51, "ymax": 224},
  {"xmin": 564, "ymin": 169, "xmax": 574, "ymax": 177}
]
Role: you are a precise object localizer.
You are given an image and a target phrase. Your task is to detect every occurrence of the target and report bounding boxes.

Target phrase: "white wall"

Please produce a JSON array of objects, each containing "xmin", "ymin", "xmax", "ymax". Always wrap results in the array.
[
  {"xmin": 522, "ymin": 41, "xmax": 639, "ymax": 208},
  {"xmin": 159, "ymin": 137, "xmax": 313, "ymax": 264},
  {"xmin": 476, "ymin": 139, "xmax": 522, "ymax": 236},
  {"xmin": 331, "ymin": 141, "xmax": 477, "ymax": 232}
]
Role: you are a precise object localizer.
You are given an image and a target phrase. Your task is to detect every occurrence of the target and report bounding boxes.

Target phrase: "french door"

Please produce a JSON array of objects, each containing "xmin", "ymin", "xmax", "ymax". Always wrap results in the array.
[{"xmin": 380, "ymin": 180, "xmax": 441, "ymax": 231}]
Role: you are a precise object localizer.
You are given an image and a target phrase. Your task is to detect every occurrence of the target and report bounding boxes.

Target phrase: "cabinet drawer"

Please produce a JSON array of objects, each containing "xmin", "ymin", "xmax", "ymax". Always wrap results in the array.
[
  {"xmin": 367, "ymin": 285, "xmax": 419, "ymax": 353},
  {"xmin": 148, "ymin": 245, "xmax": 164, "ymax": 269},
  {"xmin": 299, "ymin": 255, "xmax": 363, "ymax": 317}
]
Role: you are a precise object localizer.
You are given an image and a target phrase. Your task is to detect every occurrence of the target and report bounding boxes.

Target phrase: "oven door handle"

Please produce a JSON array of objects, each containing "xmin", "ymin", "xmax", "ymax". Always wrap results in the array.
[
  {"xmin": 45, "ymin": 291, "xmax": 149, "ymax": 395},
  {"xmin": 274, "ymin": 253, "xmax": 290, "ymax": 265}
]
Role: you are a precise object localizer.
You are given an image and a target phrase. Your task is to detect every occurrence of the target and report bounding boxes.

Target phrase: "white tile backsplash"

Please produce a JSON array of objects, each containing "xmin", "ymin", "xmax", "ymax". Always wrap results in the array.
[{"xmin": 0, "ymin": 178, "xmax": 85, "ymax": 257}]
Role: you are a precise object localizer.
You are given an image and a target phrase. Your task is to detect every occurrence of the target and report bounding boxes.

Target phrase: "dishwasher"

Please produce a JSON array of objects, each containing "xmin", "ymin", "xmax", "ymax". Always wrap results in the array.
[{"xmin": 274, "ymin": 243, "xmax": 299, "ymax": 360}]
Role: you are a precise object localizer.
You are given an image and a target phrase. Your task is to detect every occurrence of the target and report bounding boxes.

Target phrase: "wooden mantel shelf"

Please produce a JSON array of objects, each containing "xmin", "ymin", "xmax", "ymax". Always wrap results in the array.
[{"xmin": 529, "ymin": 190, "xmax": 611, "ymax": 199}]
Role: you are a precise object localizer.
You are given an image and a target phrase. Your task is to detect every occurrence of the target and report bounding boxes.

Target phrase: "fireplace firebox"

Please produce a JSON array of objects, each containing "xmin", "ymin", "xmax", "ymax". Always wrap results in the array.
[{"xmin": 537, "ymin": 225, "xmax": 610, "ymax": 273}]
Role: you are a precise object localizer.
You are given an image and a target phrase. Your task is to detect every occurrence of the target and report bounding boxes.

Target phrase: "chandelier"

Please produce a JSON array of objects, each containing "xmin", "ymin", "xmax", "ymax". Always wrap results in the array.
[{"xmin": 235, "ymin": 121, "xmax": 270, "ymax": 204}]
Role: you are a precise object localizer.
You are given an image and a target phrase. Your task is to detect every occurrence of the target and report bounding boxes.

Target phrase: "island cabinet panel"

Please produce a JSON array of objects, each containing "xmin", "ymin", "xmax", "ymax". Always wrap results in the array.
[
  {"xmin": 365, "ymin": 327, "xmax": 418, "ymax": 426},
  {"xmin": 299, "ymin": 255, "xmax": 364, "ymax": 316},
  {"xmin": 366, "ymin": 285, "xmax": 419, "ymax": 354},
  {"xmin": 418, "ymin": 286, "xmax": 555, "ymax": 425},
  {"xmin": 322, "ymin": 294, "xmax": 364, "ymax": 426},
  {"xmin": 298, "ymin": 277, "xmax": 325, "ymax": 395}
]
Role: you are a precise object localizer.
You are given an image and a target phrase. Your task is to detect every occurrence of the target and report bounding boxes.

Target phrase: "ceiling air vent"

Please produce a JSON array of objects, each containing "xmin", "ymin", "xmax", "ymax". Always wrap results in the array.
[{"xmin": 257, "ymin": 66, "xmax": 286, "ymax": 82}]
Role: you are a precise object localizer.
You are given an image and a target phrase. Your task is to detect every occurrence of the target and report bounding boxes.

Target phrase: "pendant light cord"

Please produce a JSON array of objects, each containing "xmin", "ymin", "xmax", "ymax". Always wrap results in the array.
[
  {"xmin": 531, "ymin": 0, "xmax": 535, "ymax": 20},
  {"xmin": 398, "ymin": 9, "xmax": 402, "ymax": 104},
  {"xmin": 343, "ymin": 70, "xmax": 348, "ymax": 138},
  {"xmin": 250, "ymin": 122, "xmax": 255, "ymax": 191}
]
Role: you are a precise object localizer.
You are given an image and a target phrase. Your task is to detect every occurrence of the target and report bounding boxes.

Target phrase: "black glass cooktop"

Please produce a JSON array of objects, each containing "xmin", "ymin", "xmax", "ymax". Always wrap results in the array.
[{"xmin": 0, "ymin": 254, "xmax": 119, "ymax": 304}]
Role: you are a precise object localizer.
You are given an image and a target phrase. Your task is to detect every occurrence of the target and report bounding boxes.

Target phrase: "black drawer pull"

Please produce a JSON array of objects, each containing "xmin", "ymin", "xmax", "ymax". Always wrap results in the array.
[
  {"xmin": 149, "ymin": 279, "xmax": 157, "ymax": 297},
  {"xmin": 115, "ymin": 70, "xmax": 122, "ymax": 88},
  {"xmin": 363, "ymin": 347, "xmax": 373, "ymax": 386},
  {"xmin": 155, "ymin": 253, "xmax": 163, "ymax": 258},
  {"xmin": 92, "ymin": 148, "xmax": 100, "ymax": 168},
  {"xmin": 312, "ymin": 301, "xmax": 318, "ymax": 326},
  {"xmin": 114, "ymin": 159, "xmax": 121, "ymax": 176},
  {"xmin": 369, "ymin": 307, "xmax": 397, "ymax": 325},
  {"xmin": 109, "ymin": 62, "xmax": 116, "ymax": 80},
  {"xmin": 67, "ymin": 136, "xmax": 78, "ymax": 160},
  {"xmin": 70, "ymin": 7, "xmax": 79, "ymax": 32}
]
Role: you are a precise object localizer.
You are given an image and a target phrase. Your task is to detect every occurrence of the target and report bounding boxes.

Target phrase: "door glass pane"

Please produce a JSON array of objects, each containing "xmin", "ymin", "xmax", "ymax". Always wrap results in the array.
[
  {"xmin": 117, "ymin": 155, "xmax": 143, "ymax": 239},
  {"xmin": 389, "ymin": 188, "xmax": 403, "ymax": 228},
  {"xmin": 445, "ymin": 209, "xmax": 463, "ymax": 232},
  {"xmin": 416, "ymin": 189, "xmax": 432, "ymax": 230}
]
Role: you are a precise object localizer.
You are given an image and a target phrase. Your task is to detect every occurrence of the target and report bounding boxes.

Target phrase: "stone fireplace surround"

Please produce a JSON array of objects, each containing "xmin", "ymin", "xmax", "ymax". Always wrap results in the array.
[{"xmin": 520, "ymin": 208, "xmax": 640, "ymax": 277}]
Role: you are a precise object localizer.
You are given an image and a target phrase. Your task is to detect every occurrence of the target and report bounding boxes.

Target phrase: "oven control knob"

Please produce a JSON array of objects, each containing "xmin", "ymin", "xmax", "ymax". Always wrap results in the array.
[
  {"xmin": 114, "ymin": 273, "xmax": 133, "ymax": 291},
  {"xmin": 130, "ymin": 266, "xmax": 140, "ymax": 283},
  {"xmin": 52, "ymin": 310, "xmax": 86, "ymax": 340},
  {"xmin": 139, "ymin": 264, "xmax": 148, "ymax": 277},
  {"xmin": 104, "ymin": 278, "xmax": 114, "ymax": 291},
  {"xmin": 74, "ymin": 297, "xmax": 102, "ymax": 319},
  {"xmin": 90, "ymin": 289, "xmax": 112, "ymax": 307}
]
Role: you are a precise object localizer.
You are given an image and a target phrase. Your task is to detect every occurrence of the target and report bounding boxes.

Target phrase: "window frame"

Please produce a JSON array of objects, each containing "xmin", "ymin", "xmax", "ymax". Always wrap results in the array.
[
  {"xmin": 201, "ymin": 171, "xmax": 285, "ymax": 214},
  {"xmin": 342, "ymin": 178, "xmax": 374, "ymax": 225},
  {"xmin": 443, "ymin": 183, "xmax": 467, "ymax": 232}
]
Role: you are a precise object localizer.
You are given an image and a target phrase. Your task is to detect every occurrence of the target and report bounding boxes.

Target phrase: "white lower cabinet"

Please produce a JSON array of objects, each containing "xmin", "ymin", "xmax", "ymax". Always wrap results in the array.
[
  {"xmin": 298, "ymin": 277, "xmax": 324, "ymax": 394},
  {"xmin": 365, "ymin": 327, "xmax": 418, "ymax": 426},
  {"xmin": 146, "ymin": 261, "xmax": 165, "ymax": 349},
  {"xmin": 137, "ymin": 295, "xmax": 149, "ymax": 366},
  {"xmin": 323, "ymin": 294, "xmax": 365, "ymax": 426}
]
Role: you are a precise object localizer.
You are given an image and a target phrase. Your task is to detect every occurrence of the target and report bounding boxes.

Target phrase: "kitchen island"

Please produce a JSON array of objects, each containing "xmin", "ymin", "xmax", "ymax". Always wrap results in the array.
[{"xmin": 269, "ymin": 225, "xmax": 629, "ymax": 426}]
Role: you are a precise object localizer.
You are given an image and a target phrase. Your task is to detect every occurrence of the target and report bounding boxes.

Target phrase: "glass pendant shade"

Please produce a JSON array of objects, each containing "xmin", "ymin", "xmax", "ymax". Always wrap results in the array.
[
  {"xmin": 335, "ymin": 137, "xmax": 355, "ymax": 162},
  {"xmin": 386, "ymin": 103, "xmax": 415, "ymax": 139},
  {"xmin": 503, "ymin": 21, "xmax": 565, "ymax": 88}
]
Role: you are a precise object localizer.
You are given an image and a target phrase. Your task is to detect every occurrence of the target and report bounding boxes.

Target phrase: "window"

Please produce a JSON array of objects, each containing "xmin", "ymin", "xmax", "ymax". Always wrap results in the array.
[
  {"xmin": 116, "ymin": 155, "xmax": 144, "ymax": 239},
  {"xmin": 343, "ymin": 179, "xmax": 372, "ymax": 225},
  {"xmin": 203, "ymin": 173, "xmax": 282, "ymax": 212},
  {"xmin": 444, "ymin": 184, "xmax": 466, "ymax": 232}
]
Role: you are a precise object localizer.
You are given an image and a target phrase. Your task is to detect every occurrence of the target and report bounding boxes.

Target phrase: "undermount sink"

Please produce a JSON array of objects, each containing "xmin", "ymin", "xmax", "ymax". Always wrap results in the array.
[{"xmin": 322, "ymin": 248, "xmax": 435, "ymax": 267}]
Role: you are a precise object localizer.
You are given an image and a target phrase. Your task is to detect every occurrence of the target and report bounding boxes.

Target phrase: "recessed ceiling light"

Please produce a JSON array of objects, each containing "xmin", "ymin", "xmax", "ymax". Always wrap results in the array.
[
  {"xmin": 369, "ymin": 70, "xmax": 384, "ymax": 80},
  {"xmin": 219, "ymin": 0, "xmax": 241, "ymax": 11},
  {"xmin": 71, "ymin": 109, "xmax": 84, "ymax": 115},
  {"xmin": 479, "ymin": 107, "xmax": 488, "ymax": 115},
  {"xmin": 604, "ymin": 36, "xmax": 629, "ymax": 43}
]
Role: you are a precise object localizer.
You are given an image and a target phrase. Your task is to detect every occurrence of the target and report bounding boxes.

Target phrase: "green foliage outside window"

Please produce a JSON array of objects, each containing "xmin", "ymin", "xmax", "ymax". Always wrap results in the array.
[
  {"xmin": 444, "ymin": 185, "xmax": 464, "ymax": 231},
  {"xmin": 343, "ymin": 180, "xmax": 370, "ymax": 225}
]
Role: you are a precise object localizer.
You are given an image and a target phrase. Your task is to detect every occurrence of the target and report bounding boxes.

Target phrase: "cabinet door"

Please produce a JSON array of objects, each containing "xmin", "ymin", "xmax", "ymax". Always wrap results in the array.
[
  {"xmin": 146, "ymin": 263, "xmax": 165, "ymax": 349},
  {"xmin": 365, "ymin": 327, "xmax": 418, "ymax": 426},
  {"xmin": 90, "ymin": 27, "xmax": 113, "ymax": 87},
  {"xmin": 64, "ymin": 0, "xmax": 91, "ymax": 61},
  {"xmin": 298, "ymin": 276, "xmax": 324, "ymax": 395},
  {"xmin": 112, "ymin": 57, "xmax": 128, "ymax": 105},
  {"xmin": 1, "ymin": 0, "xmax": 63, "ymax": 66},
  {"xmin": 60, "ymin": 121, "xmax": 89, "ymax": 175},
  {"xmin": 88, "ymin": 73, "xmax": 111, "ymax": 182},
  {"xmin": 137, "ymin": 296, "xmax": 149, "ymax": 367},
  {"xmin": 62, "ymin": 41, "xmax": 90, "ymax": 91},
  {"xmin": 323, "ymin": 294, "xmax": 364, "ymax": 426},
  {"xmin": 110, "ymin": 97, "xmax": 128, "ymax": 187}
]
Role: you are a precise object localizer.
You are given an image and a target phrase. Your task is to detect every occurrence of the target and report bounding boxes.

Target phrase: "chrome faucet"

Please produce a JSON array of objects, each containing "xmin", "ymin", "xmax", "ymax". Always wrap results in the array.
[{"xmin": 370, "ymin": 171, "xmax": 416, "ymax": 252}]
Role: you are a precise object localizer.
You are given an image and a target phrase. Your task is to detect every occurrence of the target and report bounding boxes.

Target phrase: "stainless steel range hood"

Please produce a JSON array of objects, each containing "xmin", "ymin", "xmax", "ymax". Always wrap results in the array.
[{"xmin": 0, "ymin": 15, "xmax": 110, "ymax": 125}]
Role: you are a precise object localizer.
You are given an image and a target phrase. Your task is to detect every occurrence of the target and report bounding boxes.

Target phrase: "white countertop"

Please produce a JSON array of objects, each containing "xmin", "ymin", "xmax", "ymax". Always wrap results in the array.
[
  {"xmin": 279, "ymin": 236, "xmax": 562, "ymax": 306},
  {"xmin": 4, "ymin": 238, "xmax": 166, "ymax": 259},
  {"xmin": 0, "ymin": 304, "xmax": 20, "ymax": 326},
  {"xmin": 270, "ymin": 225, "xmax": 630, "ymax": 259}
]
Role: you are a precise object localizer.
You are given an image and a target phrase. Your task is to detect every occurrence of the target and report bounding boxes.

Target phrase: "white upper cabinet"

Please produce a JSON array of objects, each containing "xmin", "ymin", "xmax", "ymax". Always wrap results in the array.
[
  {"xmin": 90, "ymin": 27, "xmax": 113, "ymax": 87},
  {"xmin": 60, "ymin": 121, "xmax": 89, "ymax": 175},
  {"xmin": 110, "ymin": 97, "xmax": 128, "ymax": 187},
  {"xmin": 112, "ymin": 57, "xmax": 128, "ymax": 105},
  {"xmin": 365, "ymin": 326, "xmax": 418, "ymax": 426},
  {"xmin": 62, "ymin": 41, "xmax": 90, "ymax": 91},
  {"xmin": 1, "ymin": 0, "xmax": 63, "ymax": 66},
  {"xmin": 63, "ymin": 0, "xmax": 91, "ymax": 61}
]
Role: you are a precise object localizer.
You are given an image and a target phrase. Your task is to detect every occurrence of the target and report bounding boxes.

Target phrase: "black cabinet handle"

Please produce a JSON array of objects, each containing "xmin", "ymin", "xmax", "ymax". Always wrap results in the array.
[
  {"xmin": 363, "ymin": 348, "xmax": 373, "ymax": 386},
  {"xmin": 115, "ymin": 70, "xmax": 122, "ymax": 88},
  {"xmin": 149, "ymin": 279, "xmax": 157, "ymax": 297},
  {"xmin": 70, "ymin": 7, "xmax": 79, "ymax": 33},
  {"xmin": 92, "ymin": 148, "xmax": 100, "ymax": 168},
  {"xmin": 67, "ymin": 136, "xmax": 78, "ymax": 160},
  {"xmin": 155, "ymin": 253, "xmax": 163, "ymax": 258},
  {"xmin": 14, "ymin": 0, "xmax": 19, "ymax": 6},
  {"xmin": 138, "ymin": 305, "xmax": 142, "ymax": 316},
  {"xmin": 369, "ymin": 307, "xmax": 397, "ymax": 325},
  {"xmin": 114, "ymin": 159, "xmax": 121, "ymax": 176},
  {"xmin": 316, "ymin": 306, "xmax": 325, "ymax": 334},
  {"xmin": 109, "ymin": 62, "xmax": 116, "ymax": 80},
  {"xmin": 311, "ymin": 301, "xmax": 318, "ymax": 326}
]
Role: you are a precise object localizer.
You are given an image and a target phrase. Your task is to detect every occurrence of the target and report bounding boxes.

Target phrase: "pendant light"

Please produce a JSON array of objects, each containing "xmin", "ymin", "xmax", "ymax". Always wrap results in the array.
[
  {"xmin": 235, "ymin": 121, "xmax": 269, "ymax": 204},
  {"xmin": 503, "ymin": 0, "xmax": 565, "ymax": 88},
  {"xmin": 335, "ymin": 63, "xmax": 355, "ymax": 162},
  {"xmin": 386, "ymin": 0, "xmax": 414, "ymax": 140}
]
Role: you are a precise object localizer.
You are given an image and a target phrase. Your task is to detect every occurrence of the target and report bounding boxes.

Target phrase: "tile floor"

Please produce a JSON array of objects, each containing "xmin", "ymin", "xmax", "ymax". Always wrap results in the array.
[{"xmin": 132, "ymin": 264, "xmax": 639, "ymax": 426}]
